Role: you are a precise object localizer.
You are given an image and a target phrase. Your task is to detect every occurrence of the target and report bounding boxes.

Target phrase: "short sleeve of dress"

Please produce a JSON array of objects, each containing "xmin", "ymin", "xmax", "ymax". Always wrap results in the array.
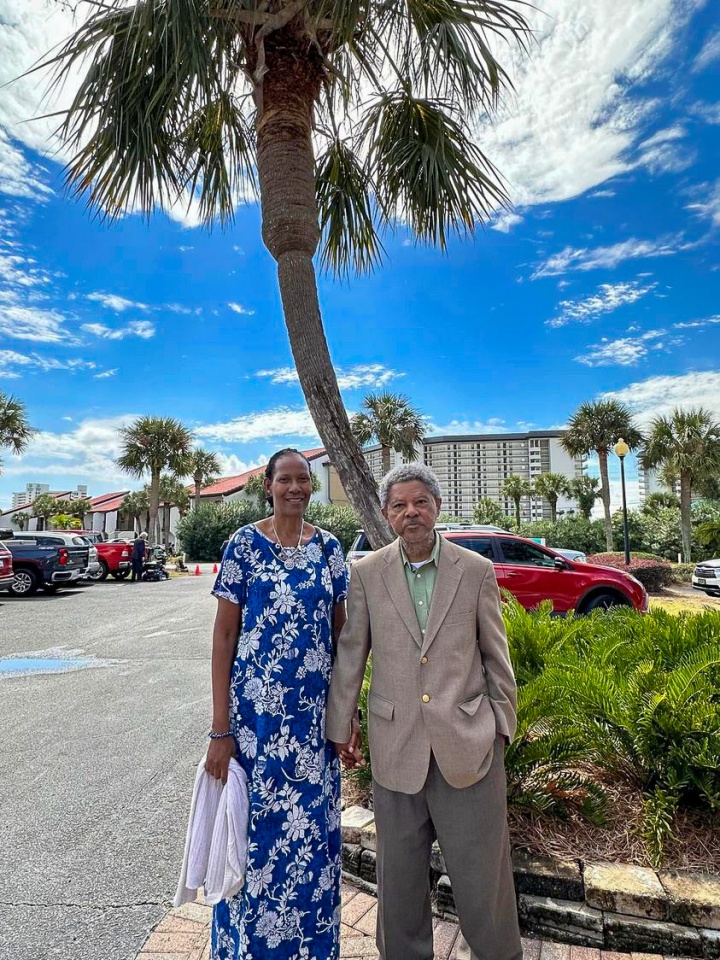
[
  {"xmin": 323, "ymin": 532, "xmax": 348, "ymax": 605},
  {"xmin": 211, "ymin": 528, "xmax": 247, "ymax": 606}
]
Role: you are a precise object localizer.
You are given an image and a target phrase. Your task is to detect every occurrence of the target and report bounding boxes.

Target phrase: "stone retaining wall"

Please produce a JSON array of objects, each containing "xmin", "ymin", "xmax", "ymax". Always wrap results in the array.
[{"xmin": 341, "ymin": 806, "xmax": 720, "ymax": 958}]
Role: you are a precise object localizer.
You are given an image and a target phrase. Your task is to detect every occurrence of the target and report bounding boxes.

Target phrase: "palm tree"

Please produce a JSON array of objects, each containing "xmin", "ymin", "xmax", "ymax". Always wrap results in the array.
[
  {"xmin": 159, "ymin": 473, "xmax": 191, "ymax": 548},
  {"xmin": 641, "ymin": 407, "xmax": 720, "ymax": 562},
  {"xmin": 14, "ymin": 511, "xmax": 30, "ymax": 531},
  {"xmin": 41, "ymin": 0, "xmax": 529, "ymax": 549},
  {"xmin": 117, "ymin": 417, "xmax": 193, "ymax": 544},
  {"xmin": 351, "ymin": 393, "xmax": 425, "ymax": 476},
  {"xmin": 32, "ymin": 493, "xmax": 61, "ymax": 531},
  {"xmin": 0, "ymin": 391, "xmax": 34, "ymax": 472},
  {"xmin": 561, "ymin": 400, "xmax": 642, "ymax": 551},
  {"xmin": 501, "ymin": 475, "xmax": 533, "ymax": 529},
  {"xmin": 532, "ymin": 472, "xmax": 570, "ymax": 524},
  {"xmin": 567, "ymin": 475, "xmax": 601, "ymax": 521},
  {"xmin": 187, "ymin": 448, "xmax": 222, "ymax": 510},
  {"xmin": 120, "ymin": 490, "xmax": 150, "ymax": 534}
]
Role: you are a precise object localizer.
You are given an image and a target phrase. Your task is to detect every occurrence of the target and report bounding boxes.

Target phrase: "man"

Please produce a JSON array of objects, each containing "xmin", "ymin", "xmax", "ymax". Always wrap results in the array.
[
  {"xmin": 327, "ymin": 464, "xmax": 521, "ymax": 960},
  {"xmin": 130, "ymin": 531, "xmax": 148, "ymax": 582}
]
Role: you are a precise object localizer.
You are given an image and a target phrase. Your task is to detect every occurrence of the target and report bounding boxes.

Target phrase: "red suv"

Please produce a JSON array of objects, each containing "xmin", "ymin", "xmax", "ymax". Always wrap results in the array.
[{"xmin": 348, "ymin": 529, "xmax": 648, "ymax": 614}]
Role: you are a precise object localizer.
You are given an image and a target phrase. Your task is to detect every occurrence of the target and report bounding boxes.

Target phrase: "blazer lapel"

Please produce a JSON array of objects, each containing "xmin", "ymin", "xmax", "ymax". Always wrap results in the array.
[
  {"xmin": 421, "ymin": 541, "xmax": 463, "ymax": 656},
  {"xmin": 383, "ymin": 541, "xmax": 423, "ymax": 647}
]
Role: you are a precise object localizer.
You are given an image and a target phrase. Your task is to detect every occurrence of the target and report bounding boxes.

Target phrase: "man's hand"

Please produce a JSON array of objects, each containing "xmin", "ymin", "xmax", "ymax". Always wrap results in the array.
[{"xmin": 333, "ymin": 715, "xmax": 365, "ymax": 770}]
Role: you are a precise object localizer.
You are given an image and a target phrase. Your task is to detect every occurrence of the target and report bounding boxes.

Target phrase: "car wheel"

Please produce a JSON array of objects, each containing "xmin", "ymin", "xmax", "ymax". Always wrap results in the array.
[
  {"xmin": 111, "ymin": 568, "xmax": 130, "ymax": 580},
  {"xmin": 583, "ymin": 591, "xmax": 627, "ymax": 613},
  {"xmin": 10, "ymin": 569, "xmax": 38, "ymax": 597},
  {"xmin": 89, "ymin": 560, "xmax": 108, "ymax": 582}
]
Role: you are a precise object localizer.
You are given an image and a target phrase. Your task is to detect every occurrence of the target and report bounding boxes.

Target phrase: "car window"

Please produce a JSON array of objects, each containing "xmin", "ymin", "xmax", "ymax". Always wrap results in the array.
[
  {"xmin": 39, "ymin": 536, "xmax": 64, "ymax": 547},
  {"xmin": 71, "ymin": 537, "xmax": 87, "ymax": 546},
  {"xmin": 499, "ymin": 538, "xmax": 557, "ymax": 567},
  {"xmin": 447, "ymin": 536, "xmax": 495, "ymax": 560}
]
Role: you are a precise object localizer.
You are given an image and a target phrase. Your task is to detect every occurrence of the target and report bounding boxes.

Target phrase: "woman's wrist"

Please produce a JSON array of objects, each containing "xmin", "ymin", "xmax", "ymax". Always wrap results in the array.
[{"xmin": 208, "ymin": 729, "xmax": 233, "ymax": 740}]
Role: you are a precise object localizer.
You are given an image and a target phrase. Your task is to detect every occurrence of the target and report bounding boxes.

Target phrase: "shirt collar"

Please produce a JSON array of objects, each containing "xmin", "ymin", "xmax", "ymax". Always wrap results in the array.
[{"xmin": 400, "ymin": 531, "xmax": 441, "ymax": 569}]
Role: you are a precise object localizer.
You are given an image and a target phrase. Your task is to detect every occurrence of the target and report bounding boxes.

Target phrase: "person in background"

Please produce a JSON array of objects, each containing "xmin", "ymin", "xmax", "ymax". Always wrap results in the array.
[
  {"xmin": 130, "ymin": 531, "xmax": 148, "ymax": 582},
  {"xmin": 327, "ymin": 462, "xmax": 521, "ymax": 960},
  {"xmin": 206, "ymin": 448, "xmax": 349, "ymax": 960}
]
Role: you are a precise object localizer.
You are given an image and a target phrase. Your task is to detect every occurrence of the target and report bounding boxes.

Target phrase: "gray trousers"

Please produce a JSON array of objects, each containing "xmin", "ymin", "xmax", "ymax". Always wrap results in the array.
[{"xmin": 372, "ymin": 741, "xmax": 522, "ymax": 960}]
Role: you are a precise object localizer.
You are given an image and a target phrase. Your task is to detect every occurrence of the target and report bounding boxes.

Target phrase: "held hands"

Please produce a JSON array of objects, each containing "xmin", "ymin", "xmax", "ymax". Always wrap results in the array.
[
  {"xmin": 333, "ymin": 714, "xmax": 365, "ymax": 770},
  {"xmin": 205, "ymin": 735, "xmax": 236, "ymax": 784}
]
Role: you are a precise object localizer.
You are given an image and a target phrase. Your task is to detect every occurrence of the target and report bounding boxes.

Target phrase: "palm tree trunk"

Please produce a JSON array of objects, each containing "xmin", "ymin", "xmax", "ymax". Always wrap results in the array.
[
  {"xmin": 550, "ymin": 500, "xmax": 557, "ymax": 523},
  {"xmin": 680, "ymin": 471, "xmax": 692, "ymax": 563},
  {"xmin": 149, "ymin": 471, "xmax": 160, "ymax": 545},
  {"xmin": 598, "ymin": 451, "xmax": 614, "ymax": 551},
  {"xmin": 255, "ymin": 48, "xmax": 392, "ymax": 549},
  {"xmin": 194, "ymin": 479, "xmax": 201, "ymax": 511},
  {"xmin": 514, "ymin": 497, "xmax": 521, "ymax": 528},
  {"xmin": 381, "ymin": 444, "xmax": 391, "ymax": 476}
]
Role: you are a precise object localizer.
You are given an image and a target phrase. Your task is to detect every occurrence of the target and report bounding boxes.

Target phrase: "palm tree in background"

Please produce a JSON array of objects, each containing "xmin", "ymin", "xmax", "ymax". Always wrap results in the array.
[
  {"xmin": 561, "ymin": 400, "xmax": 642, "ymax": 551},
  {"xmin": 532, "ymin": 472, "xmax": 570, "ymax": 524},
  {"xmin": 40, "ymin": 0, "xmax": 529, "ymax": 549},
  {"xmin": 501, "ymin": 474, "xmax": 533, "ymax": 529},
  {"xmin": 642, "ymin": 407, "xmax": 720, "ymax": 562},
  {"xmin": 117, "ymin": 417, "xmax": 193, "ymax": 544},
  {"xmin": 187, "ymin": 448, "xmax": 222, "ymax": 510},
  {"xmin": 0, "ymin": 391, "xmax": 34, "ymax": 472},
  {"xmin": 351, "ymin": 393, "xmax": 426, "ymax": 476},
  {"xmin": 159, "ymin": 473, "xmax": 191, "ymax": 548},
  {"xmin": 567, "ymin": 475, "xmax": 601, "ymax": 521},
  {"xmin": 120, "ymin": 490, "xmax": 150, "ymax": 534}
]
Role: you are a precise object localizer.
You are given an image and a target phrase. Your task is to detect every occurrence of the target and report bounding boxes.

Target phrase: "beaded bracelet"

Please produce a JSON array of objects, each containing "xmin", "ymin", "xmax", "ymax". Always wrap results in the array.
[{"xmin": 208, "ymin": 730, "xmax": 233, "ymax": 740}]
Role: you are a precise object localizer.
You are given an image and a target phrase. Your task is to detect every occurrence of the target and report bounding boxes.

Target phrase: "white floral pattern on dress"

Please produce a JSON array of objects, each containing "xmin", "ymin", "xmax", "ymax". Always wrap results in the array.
[{"xmin": 210, "ymin": 524, "xmax": 348, "ymax": 960}]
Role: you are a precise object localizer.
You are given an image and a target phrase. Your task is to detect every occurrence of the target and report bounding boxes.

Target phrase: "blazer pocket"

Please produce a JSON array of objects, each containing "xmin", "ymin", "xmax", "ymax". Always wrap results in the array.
[
  {"xmin": 443, "ymin": 608, "xmax": 475, "ymax": 626},
  {"xmin": 368, "ymin": 692, "xmax": 394, "ymax": 721},
  {"xmin": 458, "ymin": 693, "xmax": 485, "ymax": 716}
]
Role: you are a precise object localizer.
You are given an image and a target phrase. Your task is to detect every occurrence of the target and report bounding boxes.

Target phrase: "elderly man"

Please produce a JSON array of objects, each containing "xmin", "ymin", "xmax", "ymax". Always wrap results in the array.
[{"xmin": 327, "ymin": 463, "xmax": 521, "ymax": 960}]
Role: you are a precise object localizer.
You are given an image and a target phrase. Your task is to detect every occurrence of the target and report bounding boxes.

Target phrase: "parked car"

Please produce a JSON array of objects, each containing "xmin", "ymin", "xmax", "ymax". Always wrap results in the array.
[
  {"xmin": 347, "ymin": 528, "xmax": 648, "ymax": 614},
  {"xmin": 346, "ymin": 524, "xmax": 508, "ymax": 567},
  {"xmin": 551, "ymin": 547, "xmax": 588, "ymax": 563},
  {"xmin": 691, "ymin": 559, "xmax": 720, "ymax": 597},
  {"xmin": 56, "ymin": 530, "xmax": 132, "ymax": 581},
  {"xmin": 0, "ymin": 531, "xmax": 90, "ymax": 596},
  {"xmin": 0, "ymin": 541, "xmax": 14, "ymax": 592}
]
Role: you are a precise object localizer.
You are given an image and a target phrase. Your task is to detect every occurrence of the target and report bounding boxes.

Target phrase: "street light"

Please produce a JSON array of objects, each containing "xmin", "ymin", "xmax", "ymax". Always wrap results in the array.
[{"xmin": 614, "ymin": 437, "xmax": 631, "ymax": 565}]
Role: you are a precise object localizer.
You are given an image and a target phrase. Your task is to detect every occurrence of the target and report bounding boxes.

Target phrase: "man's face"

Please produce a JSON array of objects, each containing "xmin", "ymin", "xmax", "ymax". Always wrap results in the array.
[{"xmin": 382, "ymin": 480, "xmax": 441, "ymax": 546}]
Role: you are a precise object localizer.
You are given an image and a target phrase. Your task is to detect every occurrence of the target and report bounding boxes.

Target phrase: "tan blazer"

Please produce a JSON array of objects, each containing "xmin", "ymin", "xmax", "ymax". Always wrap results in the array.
[{"xmin": 326, "ymin": 536, "xmax": 517, "ymax": 794}]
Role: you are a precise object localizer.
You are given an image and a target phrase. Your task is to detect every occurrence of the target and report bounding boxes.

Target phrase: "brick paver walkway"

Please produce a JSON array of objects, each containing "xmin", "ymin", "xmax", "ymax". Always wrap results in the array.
[{"xmin": 134, "ymin": 882, "xmax": 694, "ymax": 959}]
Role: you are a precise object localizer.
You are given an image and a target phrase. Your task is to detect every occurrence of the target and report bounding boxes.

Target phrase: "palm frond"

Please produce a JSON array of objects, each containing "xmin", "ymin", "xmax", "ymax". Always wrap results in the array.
[
  {"xmin": 363, "ymin": 90, "xmax": 507, "ymax": 245},
  {"xmin": 316, "ymin": 138, "xmax": 385, "ymax": 275}
]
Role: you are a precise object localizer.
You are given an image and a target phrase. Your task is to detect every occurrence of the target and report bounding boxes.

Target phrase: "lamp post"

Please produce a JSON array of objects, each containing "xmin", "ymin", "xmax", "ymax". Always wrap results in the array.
[{"xmin": 614, "ymin": 438, "xmax": 631, "ymax": 565}]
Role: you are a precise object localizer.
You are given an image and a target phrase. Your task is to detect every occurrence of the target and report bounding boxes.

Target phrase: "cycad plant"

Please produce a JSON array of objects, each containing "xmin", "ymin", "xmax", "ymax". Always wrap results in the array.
[{"xmin": 40, "ymin": 0, "xmax": 530, "ymax": 549}]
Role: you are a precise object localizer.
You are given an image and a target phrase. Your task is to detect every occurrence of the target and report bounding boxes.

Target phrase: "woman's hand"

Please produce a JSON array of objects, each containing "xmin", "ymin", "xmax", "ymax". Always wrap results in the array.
[{"xmin": 205, "ymin": 736, "xmax": 236, "ymax": 784}]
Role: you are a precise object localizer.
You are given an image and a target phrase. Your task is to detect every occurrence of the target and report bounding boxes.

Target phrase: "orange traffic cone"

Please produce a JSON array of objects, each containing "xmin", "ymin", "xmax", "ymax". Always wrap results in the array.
[
  {"xmin": 213, "ymin": 563, "xmax": 218, "ymax": 574},
  {"xmin": 194, "ymin": 565, "xmax": 201, "ymax": 576}
]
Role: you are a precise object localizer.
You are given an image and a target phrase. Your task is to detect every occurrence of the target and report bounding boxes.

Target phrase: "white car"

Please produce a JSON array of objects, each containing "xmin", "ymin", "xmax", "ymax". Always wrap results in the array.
[{"xmin": 692, "ymin": 559, "xmax": 720, "ymax": 597}]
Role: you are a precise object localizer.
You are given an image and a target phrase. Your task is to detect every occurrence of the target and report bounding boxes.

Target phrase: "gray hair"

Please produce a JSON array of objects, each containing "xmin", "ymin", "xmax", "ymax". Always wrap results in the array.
[
  {"xmin": 140, "ymin": 531, "xmax": 149, "ymax": 539},
  {"xmin": 379, "ymin": 463, "xmax": 442, "ymax": 508}
]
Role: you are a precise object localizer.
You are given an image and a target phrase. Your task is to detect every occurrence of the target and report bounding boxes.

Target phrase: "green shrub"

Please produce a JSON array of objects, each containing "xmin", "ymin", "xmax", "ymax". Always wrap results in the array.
[
  {"xmin": 304, "ymin": 502, "xmax": 360, "ymax": 553},
  {"xmin": 519, "ymin": 516, "xmax": 606, "ymax": 555},
  {"xmin": 176, "ymin": 500, "xmax": 264, "ymax": 561},
  {"xmin": 586, "ymin": 553, "xmax": 674, "ymax": 592},
  {"xmin": 671, "ymin": 563, "xmax": 695, "ymax": 583}
]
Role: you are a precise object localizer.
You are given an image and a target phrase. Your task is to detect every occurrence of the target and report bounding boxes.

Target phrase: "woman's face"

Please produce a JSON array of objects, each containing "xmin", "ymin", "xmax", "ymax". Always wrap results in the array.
[{"xmin": 265, "ymin": 454, "xmax": 313, "ymax": 517}]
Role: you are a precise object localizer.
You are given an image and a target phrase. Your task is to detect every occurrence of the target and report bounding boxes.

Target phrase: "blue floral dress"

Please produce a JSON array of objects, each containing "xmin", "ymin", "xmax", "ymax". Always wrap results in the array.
[{"xmin": 211, "ymin": 524, "xmax": 348, "ymax": 960}]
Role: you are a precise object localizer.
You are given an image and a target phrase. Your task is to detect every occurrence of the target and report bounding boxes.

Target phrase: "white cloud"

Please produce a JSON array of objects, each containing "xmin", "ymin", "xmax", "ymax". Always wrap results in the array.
[
  {"xmin": 86, "ymin": 292, "xmax": 148, "ymax": 312},
  {"xmin": 215, "ymin": 454, "xmax": 267, "ymax": 476},
  {"xmin": 93, "ymin": 369, "xmax": 118, "ymax": 379},
  {"xmin": 578, "ymin": 328, "xmax": 682, "ymax": 366},
  {"xmin": 673, "ymin": 315, "xmax": 720, "ymax": 330},
  {"xmin": 81, "ymin": 320, "xmax": 156, "ymax": 340},
  {"xmin": 0, "ymin": 304, "xmax": 79, "ymax": 344},
  {"xmin": 547, "ymin": 280, "xmax": 656, "ymax": 327},
  {"xmin": 690, "ymin": 101, "xmax": 720, "ymax": 124},
  {"xmin": 589, "ymin": 189, "xmax": 617, "ymax": 198},
  {"xmin": 636, "ymin": 125, "xmax": 695, "ymax": 175},
  {"xmin": 532, "ymin": 236, "xmax": 681, "ymax": 278},
  {"xmin": 195, "ymin": 408, "xmax": 319, "ymax": 443},
  {"xmin": 476, "ymin": 0, "xmax": 699, "ymax": 206},
  {"xmin": 686, "ymin": 180, "xmax": 720, "ymax": 228},
  {"xmin": 427, "ymin": 418, "xmax": 511, "ymax": 436},
  {"xmin": 491, "ymin": 211, "xmax": 523, "ymax": 233},
  {"xmin": 692, "ymin": 32, "xmax": 720, "ymax": 72},
  {"xmin": 228, "ymin": 302, "xmax": 255, "ymax": 316},
  {"xmin": 255, "ymin": 363, "xmax": 404, "ymax": 391},
  {"xmin": 600, "ymin": 371, "xmax": 720, "ymax": 426}
]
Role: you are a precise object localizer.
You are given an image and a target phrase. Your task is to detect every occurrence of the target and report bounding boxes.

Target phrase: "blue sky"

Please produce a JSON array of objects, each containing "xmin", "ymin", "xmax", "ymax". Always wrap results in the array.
[{"xmin": 0, "ymin": 0, "xmax": 718, "ymax": 512}]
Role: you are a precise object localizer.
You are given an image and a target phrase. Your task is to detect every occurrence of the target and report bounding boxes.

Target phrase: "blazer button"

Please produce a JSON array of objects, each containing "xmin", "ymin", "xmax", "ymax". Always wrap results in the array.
[
  {"xmin": 422, "ymin": 694, "xmax": 430, "ymax": 703},
  {"xmin": 420, "ymin": 656, "xmax": 428, "ymax": 664}
]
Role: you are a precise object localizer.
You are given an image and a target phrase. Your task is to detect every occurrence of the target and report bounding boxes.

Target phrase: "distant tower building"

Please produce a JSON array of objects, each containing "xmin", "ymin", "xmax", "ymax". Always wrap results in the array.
[{"xmin": 11, "ymin": 482, "xmax": 50, "ymax": 509}]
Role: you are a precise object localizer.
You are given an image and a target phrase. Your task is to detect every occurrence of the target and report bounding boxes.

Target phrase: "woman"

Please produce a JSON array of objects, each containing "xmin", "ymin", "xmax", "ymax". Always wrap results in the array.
[{"xmin": 206, "ymin": 448, "xmax": 349, "ymax": 960}]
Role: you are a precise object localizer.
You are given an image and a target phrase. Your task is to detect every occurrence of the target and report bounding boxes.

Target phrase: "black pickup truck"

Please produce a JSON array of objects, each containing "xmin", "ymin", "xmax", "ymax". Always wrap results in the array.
[{"xmin": 0, "ymin": 530, "xmax": 90, "ymax": 597}]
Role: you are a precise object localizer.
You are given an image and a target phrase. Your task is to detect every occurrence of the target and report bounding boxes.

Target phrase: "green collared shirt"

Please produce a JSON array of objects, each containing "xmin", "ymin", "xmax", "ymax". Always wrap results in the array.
[{"xmin": 400, "ymin": 533, "xmax": 441, "ymax": 634}]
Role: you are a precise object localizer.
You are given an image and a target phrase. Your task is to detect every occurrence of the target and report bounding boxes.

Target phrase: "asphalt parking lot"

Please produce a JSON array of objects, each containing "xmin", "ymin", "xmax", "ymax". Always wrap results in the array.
[{"xmin": 0, "ymin": 574, "xmax": 217, "ymax": 960}]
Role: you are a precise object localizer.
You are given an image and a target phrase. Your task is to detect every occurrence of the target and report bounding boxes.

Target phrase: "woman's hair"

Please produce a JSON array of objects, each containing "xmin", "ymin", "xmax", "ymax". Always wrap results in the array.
[{"xmin": 264, "ymin": 448, "xmax": 312, "ymax": 508}]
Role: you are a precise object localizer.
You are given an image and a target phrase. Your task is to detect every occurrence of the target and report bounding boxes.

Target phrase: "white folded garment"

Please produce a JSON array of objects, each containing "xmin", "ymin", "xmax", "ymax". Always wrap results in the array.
[{"xmin": 174, "ymin": 755, "xmax": 249, "ymax": 907}]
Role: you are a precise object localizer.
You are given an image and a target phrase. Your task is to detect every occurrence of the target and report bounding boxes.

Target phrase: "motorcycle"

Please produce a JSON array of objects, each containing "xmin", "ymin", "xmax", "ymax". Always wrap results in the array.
[{"xmin": 142, "ymin": 544, "xmax": 170, "ymax": 581}]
